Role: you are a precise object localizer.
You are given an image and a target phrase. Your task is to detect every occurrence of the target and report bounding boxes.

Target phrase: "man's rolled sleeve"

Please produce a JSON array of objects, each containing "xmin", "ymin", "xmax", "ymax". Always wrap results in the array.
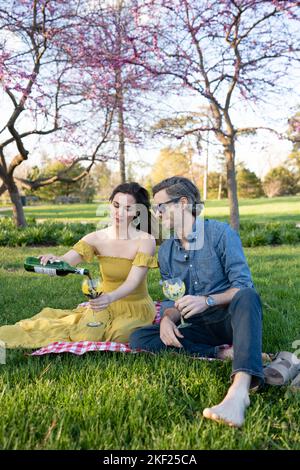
[{"xmin": 216, "ymin": 225, "xmax": 254, "ymax": 290}]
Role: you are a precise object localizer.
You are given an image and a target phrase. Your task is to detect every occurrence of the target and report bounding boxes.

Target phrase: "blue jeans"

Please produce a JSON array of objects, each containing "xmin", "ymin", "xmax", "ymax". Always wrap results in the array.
[{"xmin": 130, "ymin": 288, "xmax": 264, "ymax": 388}]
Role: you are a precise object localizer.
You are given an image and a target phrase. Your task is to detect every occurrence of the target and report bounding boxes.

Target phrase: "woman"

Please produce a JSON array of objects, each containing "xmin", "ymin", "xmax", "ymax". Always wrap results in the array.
[{"xmin": 0, "ymin": 182, "xmax": 158, "ymax": 348}]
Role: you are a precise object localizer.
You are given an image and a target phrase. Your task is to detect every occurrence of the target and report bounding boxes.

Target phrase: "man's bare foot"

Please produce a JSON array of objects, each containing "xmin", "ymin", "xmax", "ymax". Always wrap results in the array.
[
  {"xmin": 262, "ymin": 352, "xmax": 272, "ymax": 363},
  {"xmin": 203, "ymin": 386, "xmax": 250, "ymax": 428},
  {"xmin": 203, "ymin": 371, "xmax": 252, "ymax": 428},
  {"xmin": 217, "ymin": 345, "xmax": 234, "ymax": 360}
]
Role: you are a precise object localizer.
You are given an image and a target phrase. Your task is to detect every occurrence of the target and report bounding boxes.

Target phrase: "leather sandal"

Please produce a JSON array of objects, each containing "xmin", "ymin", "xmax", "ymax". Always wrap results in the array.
[
  {"xmin": 263, "ymin": 351, "xmax": 300, "ymax": 386},
  {"xmin": 288, "ymin": 371, "xmax": 300, "ymax": 392}
]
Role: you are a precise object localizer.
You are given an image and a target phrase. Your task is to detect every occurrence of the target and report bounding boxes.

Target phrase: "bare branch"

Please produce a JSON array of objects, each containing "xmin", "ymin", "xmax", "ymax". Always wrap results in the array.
[
  {"xmin": 235, "ymin": 126, "xmax": 284, "ymax": 138},
  {"xmin": 183, "ymin": 0, "xmax": 223, "ymax": 130},
  {"xmin": 1, "ymin": 126, "xmax": 63, "ymax": 151},
  {"xmin": 14, "ymin": 155, "xmax": 110, "ymax": 190},
  {"xmin": 13, "ymin": 102, "xmax": 116, "ymax": 191},
  {"xmin": 0, "ymin": 147, "xmax": 7, "ymax": 173},
  {"xmin": 5, "ymin": 87, "xmax": 18, "ymax": 108},
  {"xmin": 7, "ymin": 153, "xmax": 28, "ymax": 176},
  {"xmin": 237, "ymin": 8, "xmax": 278, "ymax": 45},
  {"xmin": 223, "ymin": 10, "xmax": 242, "ymax": 135}
]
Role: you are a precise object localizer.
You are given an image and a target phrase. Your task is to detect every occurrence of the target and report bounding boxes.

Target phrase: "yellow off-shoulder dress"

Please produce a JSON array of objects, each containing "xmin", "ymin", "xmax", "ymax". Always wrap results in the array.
[{"xmin": 0, "ymin": 240, "xmax": 158, "ymax": 348}]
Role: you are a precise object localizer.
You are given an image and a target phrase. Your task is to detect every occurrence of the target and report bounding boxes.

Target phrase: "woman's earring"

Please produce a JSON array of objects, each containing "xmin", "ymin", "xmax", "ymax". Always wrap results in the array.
[{"xmin": 132, "ymin": 216, "xmax": 140, "ymax": 227}]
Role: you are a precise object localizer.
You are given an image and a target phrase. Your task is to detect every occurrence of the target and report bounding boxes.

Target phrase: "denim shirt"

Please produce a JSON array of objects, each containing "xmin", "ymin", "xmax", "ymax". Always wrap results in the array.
[{"xmin": 158, "ymin": 218, "xmax": 254, "ymax": 316}]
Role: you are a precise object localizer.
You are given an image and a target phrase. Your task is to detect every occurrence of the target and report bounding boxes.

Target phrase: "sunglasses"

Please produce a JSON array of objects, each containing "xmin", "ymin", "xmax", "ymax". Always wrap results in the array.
[{"xmin": 152, "ymin": 197, "xmax": 182, "ymax": 214}]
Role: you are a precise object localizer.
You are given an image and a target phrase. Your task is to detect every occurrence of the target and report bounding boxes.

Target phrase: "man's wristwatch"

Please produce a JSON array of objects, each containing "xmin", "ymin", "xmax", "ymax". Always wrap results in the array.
[{"xmin": 205, "ymin": 295, "xmax": 216, "ymax": 307}]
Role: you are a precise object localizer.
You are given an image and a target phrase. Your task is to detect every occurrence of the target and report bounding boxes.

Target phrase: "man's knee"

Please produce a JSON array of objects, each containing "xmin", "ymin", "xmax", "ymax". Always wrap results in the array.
[
  {"xmin": 232, "ymin": 287, "xmax": 261, "ymax": 304},
  {"xmin": 230, "ymin": 288, "xmax": 262, "ymax": 317}
]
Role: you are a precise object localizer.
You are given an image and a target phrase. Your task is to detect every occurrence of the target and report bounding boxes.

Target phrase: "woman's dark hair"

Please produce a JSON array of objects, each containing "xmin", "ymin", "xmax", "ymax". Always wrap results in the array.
[{"xmin": 109, "ymin": 182, "xmax": 153, "ymax": 234}]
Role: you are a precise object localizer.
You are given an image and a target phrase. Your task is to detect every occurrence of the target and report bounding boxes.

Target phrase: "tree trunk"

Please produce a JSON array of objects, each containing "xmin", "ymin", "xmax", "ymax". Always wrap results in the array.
[
  {"xmin": 6, "ymin": 177, "xmax": 27, "ymax": 227},
  {"xmin": 203, "ymin": 128, "xmax": 210, "ymax": 201},
  {"xmin": 203, "ymin": 148, "xmax": 208, "ymax": 201},
  {"xmin": 218, "ymin": 174, "xmax": 223, "ymax": 200},
  {"xmin": 118, "ymin": 103, "xmax": 126, "ymax": 183},
  {"xmin": 116, "ymin": 66, "xmax": 126, "ymax": 183},
  {"xmin": 225, "ymin": 144, "xmax": 240, "ymax": 231}
]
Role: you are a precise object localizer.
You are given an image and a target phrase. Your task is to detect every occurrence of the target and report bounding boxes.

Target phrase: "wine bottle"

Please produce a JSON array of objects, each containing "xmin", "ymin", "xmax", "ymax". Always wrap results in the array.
[{"xmin": 24, "ymin": 257, "xmax": 90, "ymax": 277}]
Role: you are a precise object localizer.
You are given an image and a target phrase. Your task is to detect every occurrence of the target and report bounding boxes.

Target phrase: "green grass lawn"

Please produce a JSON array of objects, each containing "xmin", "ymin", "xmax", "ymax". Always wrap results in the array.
[
  {"xmin": 0, "ymin": 203, "xmax": 106, "ymax": 223},
  {"xmin": 1, "ymin": 195, "xmax": 300, "ymax": 223},
  {"xmin": 0, "ymin": 245, "xmax": 300, "ymax": 450},
  {"xmin": 204, "ymin": 196, "xmax": 300, "ymax": 224}
]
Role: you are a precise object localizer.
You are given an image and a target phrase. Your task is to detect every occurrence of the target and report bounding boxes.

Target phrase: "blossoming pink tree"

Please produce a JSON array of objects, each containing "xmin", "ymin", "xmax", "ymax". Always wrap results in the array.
[
  {"xmin": 0, "ymin": 0, "xmax": 117, "ymax": 226},
  {"xmin": 130, "ymin": 0, "xmax": 300, "ymax": 229},
  {"xmin": 0, "ymin": 1, "xmax": 162, "ymax": 227},
  {"xmin": 83, "ymin": 0, "xmax": 161, "ymax": 183}
]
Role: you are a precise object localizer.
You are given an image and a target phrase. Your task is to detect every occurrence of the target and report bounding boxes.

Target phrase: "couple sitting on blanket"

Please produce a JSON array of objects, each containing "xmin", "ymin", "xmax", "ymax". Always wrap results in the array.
[{"xmin": 0, "ymin": 176, "xmax": 265, "ymax": 427}]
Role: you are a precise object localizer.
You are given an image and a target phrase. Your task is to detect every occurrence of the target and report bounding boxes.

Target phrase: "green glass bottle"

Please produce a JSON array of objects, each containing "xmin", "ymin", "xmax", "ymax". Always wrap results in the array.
[{"xmin": 24, "ymin": 257, "xmax": 90, "ymax": 277}]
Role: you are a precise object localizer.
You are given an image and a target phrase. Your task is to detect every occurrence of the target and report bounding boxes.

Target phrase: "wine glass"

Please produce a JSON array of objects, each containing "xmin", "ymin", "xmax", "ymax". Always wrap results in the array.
[
  {"xmin": 82, "ymin": 277, "xmax": 103, "ymax": 327},
  {"xmin": 161, "ymin": 277, "xmax": 191, "ymax": 329}
]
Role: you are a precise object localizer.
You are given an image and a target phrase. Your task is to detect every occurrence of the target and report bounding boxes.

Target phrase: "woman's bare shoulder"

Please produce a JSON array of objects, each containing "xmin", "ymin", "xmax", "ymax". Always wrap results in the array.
[
  {"xmin": 136, "ymin": 231, "xmax": 156, "ymax": 255},
  {"xmin": 96, "ymin": 227, "xmax": 112, "ymax": 237},
  {"xmin": 80, "ymin": 232, "xmax": 96, "ymax": 245},
  {"xmin": 135, "ymin": 230, "xmax": 156, "ymax": 241}
]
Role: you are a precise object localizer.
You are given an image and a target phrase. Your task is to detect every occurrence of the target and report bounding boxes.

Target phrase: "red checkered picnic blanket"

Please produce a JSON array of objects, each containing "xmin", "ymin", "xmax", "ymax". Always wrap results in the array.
[
  {"xmin": 31, "ymin": 340, "xmax": 134, "ymax": 355},
  {"xmin": 31, "ymin": 301, "xmax": 162, "ymax": 357},
  {"xmin": 30, "ymin": 301, "xmax": 228, "ymax": 359}
]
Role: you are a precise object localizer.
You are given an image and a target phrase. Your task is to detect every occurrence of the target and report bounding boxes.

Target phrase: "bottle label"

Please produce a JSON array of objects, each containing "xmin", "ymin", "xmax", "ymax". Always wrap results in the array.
[
  {"xmin": 75, "ymin": 268, "xmax": 85, "ymax": 275},
  {"xmin": 34, "ymin": 267, "xmax": 57, "ymax": 276}
]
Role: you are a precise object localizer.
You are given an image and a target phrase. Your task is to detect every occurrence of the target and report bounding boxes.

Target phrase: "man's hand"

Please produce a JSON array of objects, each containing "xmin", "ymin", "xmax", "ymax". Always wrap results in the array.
[
  {"xmin": 160, "ymin": 315, "xmax": 184, "ymax": 348},
  {"xmin": 175, "ymin": 295, "xmax": 208, "ymax": 319}
]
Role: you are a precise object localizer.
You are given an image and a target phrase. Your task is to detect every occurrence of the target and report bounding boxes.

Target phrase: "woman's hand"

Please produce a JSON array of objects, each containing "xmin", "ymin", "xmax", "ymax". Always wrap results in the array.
[
  {"xmin": 38, "ymin": 254, "xmax": 63, "ymax": 266},
  {"xmin": 89, "ymin": 293, "xmax": 112, "ymax": 311}
]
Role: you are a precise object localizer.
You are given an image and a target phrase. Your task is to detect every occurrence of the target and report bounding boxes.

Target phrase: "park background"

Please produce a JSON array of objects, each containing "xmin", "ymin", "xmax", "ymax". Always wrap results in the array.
[{"xmin": 0, "ymin": 0, "xmax": 300, "ymax": 450}]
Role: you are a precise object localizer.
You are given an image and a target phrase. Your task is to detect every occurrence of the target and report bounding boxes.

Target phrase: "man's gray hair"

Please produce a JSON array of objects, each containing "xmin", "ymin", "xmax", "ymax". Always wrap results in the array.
[{"xmin": 152, "ymin": 176, "xmax": 203, "ymax": 216}]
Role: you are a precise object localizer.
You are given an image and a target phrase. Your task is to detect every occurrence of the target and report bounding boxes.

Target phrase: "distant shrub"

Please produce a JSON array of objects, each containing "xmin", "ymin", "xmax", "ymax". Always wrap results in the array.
[
  {"xmin": 0, "ymin": 218, "xmax": 299, "ymax": 247},
  {"xmin": 240, "ymin": 221, "xmax": 300, "ymax": 247},
  {"xmin": 0, "ymin": 218, "xmax": 96, "ymax": 247}
]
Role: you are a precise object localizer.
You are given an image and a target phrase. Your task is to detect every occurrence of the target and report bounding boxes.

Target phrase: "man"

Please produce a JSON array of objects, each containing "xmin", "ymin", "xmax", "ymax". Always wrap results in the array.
[{"xmin": 130, "ymin": 176, "xmax": 264, "ymax": 428}]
